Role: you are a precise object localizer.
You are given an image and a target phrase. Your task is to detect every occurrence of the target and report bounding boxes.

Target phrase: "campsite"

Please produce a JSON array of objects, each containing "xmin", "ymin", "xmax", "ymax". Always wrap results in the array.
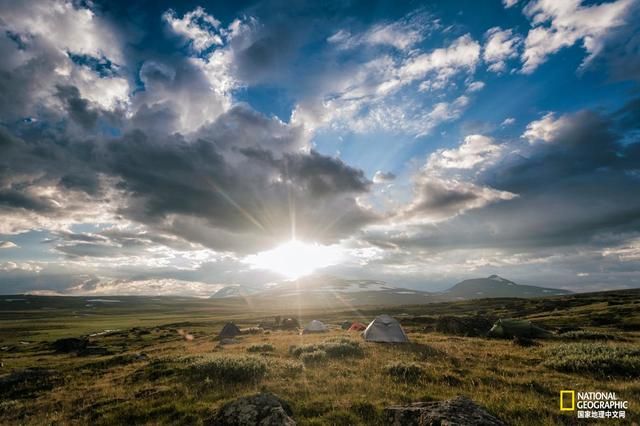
[{"xmin": 0, "ymin": 288, "xmax": 638, "ymax": 425}]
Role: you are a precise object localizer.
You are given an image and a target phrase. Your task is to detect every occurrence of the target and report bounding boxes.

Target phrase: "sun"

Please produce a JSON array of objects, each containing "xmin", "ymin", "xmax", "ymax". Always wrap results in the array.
[{"xmin": 245, "ymin": 239, "xmax": 343, "ymax": 279}]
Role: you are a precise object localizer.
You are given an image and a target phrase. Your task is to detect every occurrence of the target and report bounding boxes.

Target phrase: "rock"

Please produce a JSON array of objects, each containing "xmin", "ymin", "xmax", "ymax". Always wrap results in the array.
[
  {"xmin": 52, "ymin": 337, "xmax": 88, "ymax": 353},
  {"xmin": 384, "ymin": 396, "xmax": 505, "ymax": 426},
  {"xmin": 210, "ymin": 392, "xmax": 296, "ymax": 426}
]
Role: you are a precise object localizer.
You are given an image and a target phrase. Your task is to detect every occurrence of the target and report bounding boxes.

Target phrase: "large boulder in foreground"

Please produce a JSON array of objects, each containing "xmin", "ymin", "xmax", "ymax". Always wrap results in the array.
[
  {"xmin": 210, "ymin": 392, "xmax": 296, "ymax": 426},
  {"xmin": 384, "ymin": 396, "xmax": 505, "ymax": 426}
]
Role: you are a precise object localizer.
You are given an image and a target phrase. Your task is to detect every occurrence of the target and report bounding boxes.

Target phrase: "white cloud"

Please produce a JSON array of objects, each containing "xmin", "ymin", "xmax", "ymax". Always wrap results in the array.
[
  {"xmin": 328, "ymin": 12, "xmax": 433, "ymax": 51},
  {"xmin": 0, "ymin": 241, "xmax": 18, "ymax": 249},
  {"xmin": 522, "ymin": 112, "xmax": 569, "ymax": 143},
  {"xmin": 292, "ymin": 32, "xmax": 481, "ymax": 137},
  {"xmin": 427, "ymin": 134, "xmax": 502, "ymax": 170},
  {"xmin": 521, "ymin": 0, "xmax": 635, "ymax": 73},
  {"xmin": 163, "ymin": 6, "xmax": 223, "ymax": 52},
  {"xmin": 0, "ymin": 0, "xmax": 123, "ymax": 62},
  {"xmin": 400, "ymin": 34, "xmax": 481, "ymax": 87},
  {"xmin": 394, "ymin": 134, "xmax": 515, "ymax": 224},
  {"xmin": 501, "ymin": 117, "xmax": 516, "ymax": 126},
  {"xmin": 503, "ymin": 0, "xmax": 519, "ymax": 8},
  {"xmin": 66, "ymin": 277, "xmax": 221, "ymax": 297},
  {"xmin": 467, "ymin": 81, "xmax": 485, "ymax": 92},
  {"xmin": 483, "ymin": 27, "xmax": 522, "ymax": 72},
  {"xmin": 0, "ymin": 0, "xmax": 129, "ymax": 116},
  {"xmin": 0, "ymin": 262, "xmax": 42, "ymax": 273}
]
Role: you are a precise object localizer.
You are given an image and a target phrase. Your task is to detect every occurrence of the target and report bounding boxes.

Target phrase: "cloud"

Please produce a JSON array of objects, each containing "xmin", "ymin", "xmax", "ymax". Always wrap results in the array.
[
  {"xmin": 401, "ymin": 178, "xmax": 516, "ymax": 222},
  {"xmin": 66, "ymin": 277, "xmax": 220, "ymax": 297},
  {"xmin": 292, "ymin": 30, "xmax": 481, "ymax": 137},
  {"xmin": 522, "ymin": 112, "xmax": 570, "ymax": 143},
  {"xmin": 373, "ymin": 171, "xmax": 396, "ymax": 184},
  {"xmin": 378, "ymin": 107, "xmax": 640, "ymax": 253},
  {"xmin": 503, "ymin": 0, "xmax": 519, "ymax": 8},
  {"xmin": 483, "ymin": 27, "xmax": 522, "ymax": 72},
  {"xmin": 466, "ymin": 81, "xmax": 485, "ymax": 92},
  {"xmin": 427, "ymin": 135, "xmax": 503, "ymax": 170},
  {"xmin": 0, "ymin": 241, "xmax": 18, "ymax": 249},
  {"xmin": 328, "ymin": 12, "xmax": 433, "ymax": 51},
  {"xmin": 400, "ymin": 34, "xmax": 481, "ymax": 89},
  {"xmin": 163, "ymin": 7, "xmax": 223, "ymax": 52},
  {"xmin": 0, "ymin": 0, "xmax": 129, "ymax": 120},
  {"xmin": 501, "ymin": 117, "xmax": 516, "ymax": 126},
  {"xmin": 521, "ymin": 0, "xmax": 635, "ymax": 73}
]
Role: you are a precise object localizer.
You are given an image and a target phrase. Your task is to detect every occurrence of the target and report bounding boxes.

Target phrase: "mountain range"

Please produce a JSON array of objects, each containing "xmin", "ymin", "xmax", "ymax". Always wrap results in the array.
[{"xmin": 210, "ymin": 274, "xmax": 571, "ymax": 307}]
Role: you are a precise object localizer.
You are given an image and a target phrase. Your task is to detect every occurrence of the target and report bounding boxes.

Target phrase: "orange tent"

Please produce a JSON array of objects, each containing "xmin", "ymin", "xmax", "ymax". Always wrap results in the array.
[{"xmin": 348, "ymin": 322, "xmax": 366, "ymax": 332}]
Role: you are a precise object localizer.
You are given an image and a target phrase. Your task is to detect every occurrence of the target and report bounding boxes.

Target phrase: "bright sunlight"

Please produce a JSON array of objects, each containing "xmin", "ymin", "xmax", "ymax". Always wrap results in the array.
[{"xmin": 244, "ymin": 240, "xmax": 343, "ymax": 279}]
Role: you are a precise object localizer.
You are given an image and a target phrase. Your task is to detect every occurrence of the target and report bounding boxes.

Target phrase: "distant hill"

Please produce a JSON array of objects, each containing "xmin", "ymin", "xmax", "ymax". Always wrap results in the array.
[
  {"xmin": 210, "ymin": 285, "xmax": 260, "ymax": 299},
  {"xmin": 235, "ymin": 275, "xmax": 436, "ymax": 307},
  {"xmin": 209, "ymin": 274, "xmax": 572, "ymax": 306},
  {"xmin": 443, "ymin": 275, "xmax": 572, "ymax": 299}
]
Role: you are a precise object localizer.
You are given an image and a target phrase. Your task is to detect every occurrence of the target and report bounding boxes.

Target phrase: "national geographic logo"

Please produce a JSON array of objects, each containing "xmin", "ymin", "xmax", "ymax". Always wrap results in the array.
[{"xmin": 560, "ymin": 390, "xmax": 629, "ymax": 420}]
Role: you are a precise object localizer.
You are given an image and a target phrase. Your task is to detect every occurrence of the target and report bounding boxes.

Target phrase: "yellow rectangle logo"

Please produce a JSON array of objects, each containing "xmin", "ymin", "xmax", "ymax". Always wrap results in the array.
[{"xmin": 560, "ymin": 390, "xmax": 575, "ymax": 411}]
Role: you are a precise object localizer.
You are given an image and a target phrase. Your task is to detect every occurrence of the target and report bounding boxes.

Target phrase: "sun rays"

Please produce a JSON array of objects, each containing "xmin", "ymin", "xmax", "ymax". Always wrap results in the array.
[{"xmin": 244, "ymin": 239, "xmax": 343, "ymax": 279}]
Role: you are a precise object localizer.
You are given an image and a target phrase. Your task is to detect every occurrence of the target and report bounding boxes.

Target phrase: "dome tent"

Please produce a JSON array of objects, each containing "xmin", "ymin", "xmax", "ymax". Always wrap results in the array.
[
  {"xmin": 218, "ymin": 322, "xmax": 241, "ymax": 339},
  {"xmin": 302, "ymin": 319, "xmax": 328, "ymax": 334},
  {"xmin": 363, "ymin": 315, "xmax": 409, "ymax": 343},
  {"xmin": 487, "ymin": 319, "xmax": 551, "ymax": 339}
]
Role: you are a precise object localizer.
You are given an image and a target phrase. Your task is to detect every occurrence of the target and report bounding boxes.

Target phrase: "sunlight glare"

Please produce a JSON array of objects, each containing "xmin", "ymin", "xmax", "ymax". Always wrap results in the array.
[{"xmin": 245, "ymin": 240, "xmax": 343, "ymax": 279}]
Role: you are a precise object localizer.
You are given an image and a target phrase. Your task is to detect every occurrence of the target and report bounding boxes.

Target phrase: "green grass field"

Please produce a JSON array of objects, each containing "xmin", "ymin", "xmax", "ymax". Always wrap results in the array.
[{"xmin": 0, "ymin": 290, "xmax": 639, "ymax": 425}]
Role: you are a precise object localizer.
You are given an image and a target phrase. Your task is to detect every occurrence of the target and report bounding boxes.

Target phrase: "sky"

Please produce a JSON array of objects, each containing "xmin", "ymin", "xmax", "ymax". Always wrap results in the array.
[{"xmin": 1, "ymin": 0, "xmax": 640, "ymax": 296}]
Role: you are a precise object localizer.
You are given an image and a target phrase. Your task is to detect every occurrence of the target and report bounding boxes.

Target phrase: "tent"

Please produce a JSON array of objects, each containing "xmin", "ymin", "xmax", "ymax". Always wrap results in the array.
[
  {"xmin": 363, "ymin": 315, "xmax": 409, "ymax": 343},
  {"xmin": 348, "ymin": 322, "xmax": 367, "ymax": 332},
  {"xmin": 219, "ymin": 322, "xmax": 241, "ymax": 338},
  {"xmin": 487, "ymin": 319, "xmax": 551, "ymax": 339},
  {"xmin": 340, "ymin": 321, "xmax": 352, "ymax": 330},
  {"xmin": 302, "ymin": 320, "xmax": 328, "ymax": 334}
]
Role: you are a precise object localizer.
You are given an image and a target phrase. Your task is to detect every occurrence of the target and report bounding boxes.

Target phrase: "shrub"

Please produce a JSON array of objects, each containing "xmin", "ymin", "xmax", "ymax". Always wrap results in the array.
[
  {"xmin": 512, "ymin": 336, "xmax": 539, "ymax": 347},
  {"xmin": 186, "ymin": 355, "xmax": 267, "ymax": 383},
  {"xmin": 321, "ymin": 340, "xmax": 363, "ymax": 358},
  {"xmin": 289, "ymin": 338, "xmax": 363, "ymax": 360},
  {"xmin": 274, "ymin": 360, "xmax": 304, "ymax": 376},
  {"xmin": 300, "ymin": 350, "xmax": 327, "ymax": 364},
  {"xmin": 560, "ymin": 330, "xmax": 616, "ymax": 341},
  {"xmin": 385, "ymin": 361, "xmax": 424, "ymax": 382},
  {"xmin": 350, "ymin": 401, "xmax": 378, "ymax": 422},
  {"xmin": 289, "ymin": 343, "xmax": 318, "ymax": 358},
  {"xmin": 0, "ymin": 368, "xmax": 61, "ymax": 399},
  {"xmin": 246, "ymin": 344, "xmax": 275, "ymax": 353},
  {"xmin": 434, "ymin": 315, "xmax": 494, "ymax": 337},
  {"xmin": 543, "ymin": 343, "xmax": 640, "ymax": 378}
]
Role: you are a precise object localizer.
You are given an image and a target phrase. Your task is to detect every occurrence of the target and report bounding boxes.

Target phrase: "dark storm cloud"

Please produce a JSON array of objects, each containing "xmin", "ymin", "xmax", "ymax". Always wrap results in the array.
[
  {"xmin": 0, "ymin": 88, "xmax": 377, "ymax": 253},
  {"xmin": 405, "ymin": 181, "xmax": 487, "ymax": 217},
  {"xmin": 239, "ymin": 147, "xmax": 371, "ymax": 196},
  {"xmin": 371, "ymin": 108, "xmax": 640, "ymax": 251},
  {"xmin": 484, "ymin": 111, "xmax": 623, "ymax": 193},
  {"xmin": 56, "ymin": 85, "xmax": 99, "ymax": 130}
]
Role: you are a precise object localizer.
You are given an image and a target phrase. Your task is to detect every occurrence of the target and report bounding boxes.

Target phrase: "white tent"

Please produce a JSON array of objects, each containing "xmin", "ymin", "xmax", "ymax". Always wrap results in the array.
[
  {"xmin": 302, "ymin": 319, "xmax": 328, "ymax": 334},
  {"xmin": 363, "ymin": 315, "xmax": 409, "ymax": 343}
]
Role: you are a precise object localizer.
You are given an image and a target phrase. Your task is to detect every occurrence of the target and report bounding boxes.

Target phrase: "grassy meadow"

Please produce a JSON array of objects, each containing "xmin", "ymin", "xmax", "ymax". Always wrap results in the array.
[{"xmin": 0, "ymin": 290, "xmax": 639, "ymax": 425}]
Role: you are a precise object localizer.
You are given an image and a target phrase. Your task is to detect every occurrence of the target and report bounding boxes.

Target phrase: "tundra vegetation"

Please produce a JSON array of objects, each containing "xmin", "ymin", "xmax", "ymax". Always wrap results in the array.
[{"xmin": 0, "ymin": 289, "xmax": 638, "ymax": 425}]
